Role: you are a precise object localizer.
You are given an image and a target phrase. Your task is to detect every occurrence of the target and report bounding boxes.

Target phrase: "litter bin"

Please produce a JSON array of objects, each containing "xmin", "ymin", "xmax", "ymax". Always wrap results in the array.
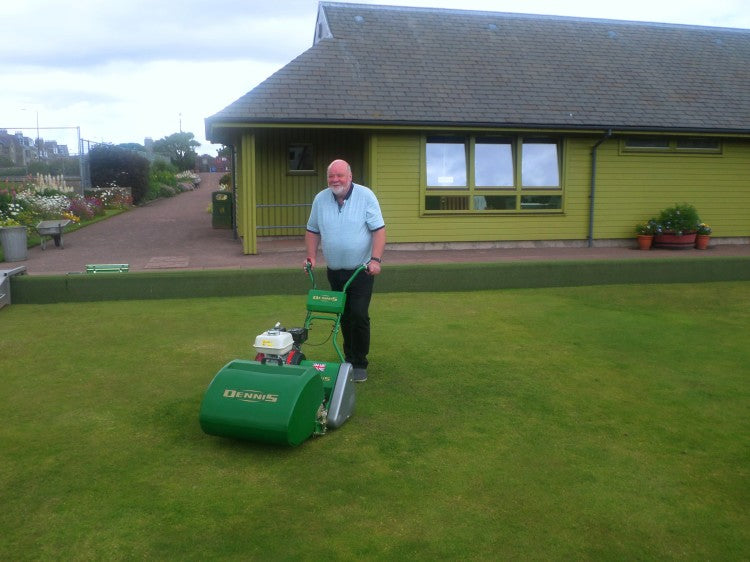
[
  {"xmin": 212, "ymin": 191, "xmax": 233, "ymax": 229},
  {"xmin": 0, "ymin": 226, "xmax": 28, "ymax": 262}
]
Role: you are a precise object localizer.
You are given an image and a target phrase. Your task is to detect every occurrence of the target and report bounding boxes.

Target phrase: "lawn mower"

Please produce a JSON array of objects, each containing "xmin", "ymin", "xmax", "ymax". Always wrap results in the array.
[{"xmin": 199, "ymin": 262, "xmax": 368, "ymax": 446}]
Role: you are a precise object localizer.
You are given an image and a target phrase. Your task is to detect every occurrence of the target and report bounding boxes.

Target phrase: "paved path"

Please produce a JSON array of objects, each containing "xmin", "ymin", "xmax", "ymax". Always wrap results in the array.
[{"xmin": 15, "ymin": 172, "xmax": 750, "ymax": 275}]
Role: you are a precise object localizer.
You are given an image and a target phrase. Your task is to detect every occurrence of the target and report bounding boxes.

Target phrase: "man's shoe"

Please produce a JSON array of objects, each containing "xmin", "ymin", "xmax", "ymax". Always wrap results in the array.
[{"xmin": 352, "ymin": 368, "xmax": 367, "ymax": 383}]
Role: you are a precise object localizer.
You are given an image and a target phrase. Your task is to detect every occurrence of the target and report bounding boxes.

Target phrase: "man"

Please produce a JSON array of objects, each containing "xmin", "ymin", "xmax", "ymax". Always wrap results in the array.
[{"xmin": 305, "ymin": 159, "xmax": 386, "ymax": 382}]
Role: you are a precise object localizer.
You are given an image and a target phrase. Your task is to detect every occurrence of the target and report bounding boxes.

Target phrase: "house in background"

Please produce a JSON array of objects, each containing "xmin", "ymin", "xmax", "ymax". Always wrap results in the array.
[
  {"xmin": 43, "ymin": 140, "xmax": 69, "ymax": 158},
  {"xmin": 0, "ymin": 130, "xmax": 40, "ymax": 167},
  {"xmin": 206, "ymin": 2, "xmax": 750, "ymax": 254},
  {"xmin": 195, "ymin": 153, "xmax": 231, "ymax": 174}
]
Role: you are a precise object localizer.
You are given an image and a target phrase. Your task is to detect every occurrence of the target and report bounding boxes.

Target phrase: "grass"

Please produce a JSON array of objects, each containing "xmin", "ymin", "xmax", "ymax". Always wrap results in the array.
[{"xmin": 1, "ymin": 282, "xmax": 748, "ymax": 560}]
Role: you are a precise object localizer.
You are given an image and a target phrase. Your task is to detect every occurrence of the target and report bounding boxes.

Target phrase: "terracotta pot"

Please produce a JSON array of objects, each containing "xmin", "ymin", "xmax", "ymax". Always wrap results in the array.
[
  {"xmin": 653, "ymin": 232, "xmax": 697, "ymax": 249},
  {"xmin": 695, "ymin": 234, "xmax": 711, "ymax": 250},
  {"xmin": 636, "ymin": 234, "xmax": 654, "ymax": 250}
]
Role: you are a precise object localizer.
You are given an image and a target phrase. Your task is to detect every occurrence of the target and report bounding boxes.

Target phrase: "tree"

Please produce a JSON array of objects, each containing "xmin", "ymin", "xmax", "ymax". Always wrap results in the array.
[
  {"xmin": 117, "ymin": 142, "xmax": 145, "ymax": 152},
  {"xmin": 152, "ymin": 132, "xmax": 200, "ymax": 171}
]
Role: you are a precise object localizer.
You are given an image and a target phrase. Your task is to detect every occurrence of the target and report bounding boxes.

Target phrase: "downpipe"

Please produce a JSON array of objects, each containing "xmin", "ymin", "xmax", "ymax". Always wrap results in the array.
[{"xmin": 588, "ymin": 130, "xmax": 613, "ymax": 247}]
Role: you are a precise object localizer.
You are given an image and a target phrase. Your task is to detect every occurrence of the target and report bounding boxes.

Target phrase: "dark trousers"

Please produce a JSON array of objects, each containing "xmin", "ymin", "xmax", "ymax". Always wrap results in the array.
[{"xmin": 327, "ymin": 268, "xmax": 374, "ymax": 369}]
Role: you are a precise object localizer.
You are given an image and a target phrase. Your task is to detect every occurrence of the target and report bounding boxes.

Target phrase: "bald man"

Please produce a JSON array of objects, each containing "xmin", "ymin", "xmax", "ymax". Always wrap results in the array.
[{"xmin": 305, "ymin": 159, "xmax": 386, "ymax": 382}]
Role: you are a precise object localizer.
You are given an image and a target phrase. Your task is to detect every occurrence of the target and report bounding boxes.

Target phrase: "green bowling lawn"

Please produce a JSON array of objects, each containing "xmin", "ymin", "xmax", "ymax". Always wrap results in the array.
[{"xmin": 1, "ymin": 282, "xmax": 748, "ymax": 559}]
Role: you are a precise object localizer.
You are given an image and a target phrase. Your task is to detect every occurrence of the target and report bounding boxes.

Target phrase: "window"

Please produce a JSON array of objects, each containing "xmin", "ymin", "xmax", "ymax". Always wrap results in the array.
[
  {"xmin": 624, "ymin": 137, "xmax": 670, "ymax": 150},
  {"xmin": 475, "ymin": 138, "xmax": 513, "ymax": 187},
  {"xmin": 675, "ymin": 138, "xmax": 721, "ymax": 151},
  {"xmin": 521, "ymin": 140, "xmax": 560, "ymax": 187},
  {"xmin": 424, "ymin": 135, "xmax": 562, "ymax": 213},
  {"xmin": 622, "ymin": 137, "xmax": 721, "ymax": 154},
  {"xmin": 288, "ymin": 144, "xmax": 315, "ymax": 172},
  {"xmin": 426, "ymin": 137, "xmax": 466, "ymax": 187}
]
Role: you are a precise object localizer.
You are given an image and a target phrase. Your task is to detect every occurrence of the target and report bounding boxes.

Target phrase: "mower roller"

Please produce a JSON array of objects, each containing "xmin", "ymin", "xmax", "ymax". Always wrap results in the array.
[{"xmin": 199, "ymin": 262, "xmax": 367, "ymax": 446}]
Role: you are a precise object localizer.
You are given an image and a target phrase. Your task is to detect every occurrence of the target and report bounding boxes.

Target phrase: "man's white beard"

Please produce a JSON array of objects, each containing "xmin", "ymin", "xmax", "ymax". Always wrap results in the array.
[{"xmin": 329, "ymin": 184, "xmax": 348, "ymax": 197}]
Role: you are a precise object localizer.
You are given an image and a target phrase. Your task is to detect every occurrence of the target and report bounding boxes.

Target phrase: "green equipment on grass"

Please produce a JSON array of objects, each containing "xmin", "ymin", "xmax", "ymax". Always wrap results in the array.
[{"xmin": 199, "ymin": 262, "xmax": 368, "ymax": 446}]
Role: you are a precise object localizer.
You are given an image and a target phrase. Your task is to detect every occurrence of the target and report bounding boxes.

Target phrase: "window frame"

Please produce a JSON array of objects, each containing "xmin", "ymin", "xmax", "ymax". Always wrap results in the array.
[
  {"xmin": 287, "ymin": 143, "xmax": 316, "ymax": 175},
  {"xmin": 422, "ymin": 134, "xmax": 564, "ymax": 215}
]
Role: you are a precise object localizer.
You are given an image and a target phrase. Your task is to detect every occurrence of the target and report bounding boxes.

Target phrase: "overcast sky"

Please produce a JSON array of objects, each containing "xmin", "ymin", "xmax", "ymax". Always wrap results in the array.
[{"xmin": 2, "ymin": 0, "xmax": 748, "ymax": 157}]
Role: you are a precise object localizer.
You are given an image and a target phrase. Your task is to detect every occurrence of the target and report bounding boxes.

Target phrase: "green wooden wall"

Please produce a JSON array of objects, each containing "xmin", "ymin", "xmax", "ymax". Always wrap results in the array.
[
  {"xmin": 234, "ymin": 128, "xmax": 750, "ymax": 253},
  {"xmin": 590, "ymin": 138, "xmax": 750, "ymax": 238},
  {"xmin": 373, "ymin": 133, "xmax": 588, "ymax": 243},
  {"xmin": 373, "ymin": 133, "xmax": 750, "ymax": 243},
  {"xmin": 252, "ymin": 129, "xmax": 365, "ymax": 237}
]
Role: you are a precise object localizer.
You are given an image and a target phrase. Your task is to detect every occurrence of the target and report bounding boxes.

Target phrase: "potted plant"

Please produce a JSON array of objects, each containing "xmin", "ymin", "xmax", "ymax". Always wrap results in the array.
[
  {"xmin": 0, "ymin": 217, "xmax": 28, "ymax": 262},
  {"xmin": 635, "ymin": 219, "xmax": 658, "ymax": 250},
  {"xmin": 653, "ymin": 203, "xmax": 701, "ymax": 249},
  {"xmin": 695, "ymin": 223, "xmax": 712, "ymax": 250}
]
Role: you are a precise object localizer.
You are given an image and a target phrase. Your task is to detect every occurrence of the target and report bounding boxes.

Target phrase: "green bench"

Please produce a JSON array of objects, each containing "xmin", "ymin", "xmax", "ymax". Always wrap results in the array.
[{"xmin": 85, "ymin": 264, "xmax": 130, "ymax": 274}]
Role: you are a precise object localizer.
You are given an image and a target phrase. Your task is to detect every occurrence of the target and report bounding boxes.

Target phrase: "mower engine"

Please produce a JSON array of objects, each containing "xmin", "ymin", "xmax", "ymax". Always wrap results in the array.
[{"xmin": 253, "ymin": 323, "xmax": 308, "ymax": 365}]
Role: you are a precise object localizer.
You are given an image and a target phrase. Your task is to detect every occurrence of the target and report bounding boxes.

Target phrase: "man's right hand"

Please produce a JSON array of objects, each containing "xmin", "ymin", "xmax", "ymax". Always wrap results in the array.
[{"xmin": 304, "ymin": 257, "xmax": 316, "ymax": 271}]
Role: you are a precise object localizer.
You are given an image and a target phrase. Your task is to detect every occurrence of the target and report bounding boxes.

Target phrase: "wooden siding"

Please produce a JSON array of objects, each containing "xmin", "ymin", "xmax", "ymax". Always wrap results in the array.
[
  {"xmin": 372, "ymin": 133, "xmax": 750, "ymax": 243},
  {"xmin": 374, "ymin": 133, "xmax": 590, "ymax": 243},
  {"xmin": 253, "ymin": 129, "xmax": 365, "ymax": 237},
  {"xmin": 591, "ymin": 139, "xmax": 750, "ymax": 238},
  {"xmin": 235, "ymin": 129, "xmax": 749, "ymax": 253}
]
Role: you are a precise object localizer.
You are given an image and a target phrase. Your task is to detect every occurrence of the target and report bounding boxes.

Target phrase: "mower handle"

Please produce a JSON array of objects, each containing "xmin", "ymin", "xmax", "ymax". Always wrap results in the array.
[
  {"xmin": 304, "ymin": 261, "xmax": 369, "ymax": 291},
  {"xmin": 305, "ymin": 259, "xmax": 316, "ymax": 289},
  {"xmin": 343, "ymin": 263, "xmax": 369, "ymax": 292}
]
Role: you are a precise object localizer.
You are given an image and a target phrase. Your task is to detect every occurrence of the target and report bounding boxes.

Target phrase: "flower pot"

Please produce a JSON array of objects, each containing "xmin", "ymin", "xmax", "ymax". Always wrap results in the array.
[
  {"xmin": 653, "ymin": 232, "xmax": 697, "ymax": 250},
  {"xmin": 0, "ymin": 226, "xmax": 28, "ymax": 262},
  {"xmin": 636, "ymin": 234, "xmax": 654, "ymax": 250},
  {"xmin": 695, "ymin": 234, "xmax": 711, "ymax": 250}
]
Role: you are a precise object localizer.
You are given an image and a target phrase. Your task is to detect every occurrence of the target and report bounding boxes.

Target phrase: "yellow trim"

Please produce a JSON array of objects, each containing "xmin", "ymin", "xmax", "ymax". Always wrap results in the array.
[{"xmin": 241, "ymin": 133, "xmax": 257, "ymax": 254}]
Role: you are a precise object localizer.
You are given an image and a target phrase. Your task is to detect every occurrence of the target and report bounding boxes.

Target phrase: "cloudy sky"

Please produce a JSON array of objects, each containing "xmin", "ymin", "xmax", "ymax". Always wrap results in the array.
[{"xmin": 2, "ymin": 0, "xmax": 749, "ymax": 156}]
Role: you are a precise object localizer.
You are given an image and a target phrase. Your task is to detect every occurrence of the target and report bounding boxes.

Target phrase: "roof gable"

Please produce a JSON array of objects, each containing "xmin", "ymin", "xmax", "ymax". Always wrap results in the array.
[{"xmin": 207, "ymin": 2, "xmax": 750, "ymax": 135}]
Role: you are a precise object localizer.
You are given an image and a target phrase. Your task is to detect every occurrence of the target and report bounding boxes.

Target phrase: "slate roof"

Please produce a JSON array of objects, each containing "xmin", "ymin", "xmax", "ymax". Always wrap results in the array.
[{"xmin": 206, "ymin": 2, "xmax": 750, "ymax": 137}]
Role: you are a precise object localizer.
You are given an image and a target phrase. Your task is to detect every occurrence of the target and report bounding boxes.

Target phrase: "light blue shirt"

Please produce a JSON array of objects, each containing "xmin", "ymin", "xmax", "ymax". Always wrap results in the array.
[{"xmin": 306, "ymin": 183, "xmax": 385, "ymax": 270}]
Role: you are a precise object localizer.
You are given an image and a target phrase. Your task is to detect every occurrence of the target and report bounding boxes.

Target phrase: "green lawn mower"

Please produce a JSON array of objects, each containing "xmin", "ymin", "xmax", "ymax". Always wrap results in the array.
[{"xmin": 199, "ymin": 263, "xmax": 367, "ymax": 446}]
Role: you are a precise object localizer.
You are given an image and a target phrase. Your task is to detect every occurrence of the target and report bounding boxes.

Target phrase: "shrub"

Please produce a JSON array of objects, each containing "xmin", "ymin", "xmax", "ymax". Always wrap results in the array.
[
  {"xmin": 656, "ymin": 203, "xmax": 701, "ymax": 235},
  {"xmin": 89, "ymin": 145, "xmax": 150, "ymax": 205},
  {"xmin": 150, "ymin": 160, "xmax": 178, "ymax": 187},
  {"xmin": 158, "ymin": 184, "xmax": 177, "ymax": 198}
]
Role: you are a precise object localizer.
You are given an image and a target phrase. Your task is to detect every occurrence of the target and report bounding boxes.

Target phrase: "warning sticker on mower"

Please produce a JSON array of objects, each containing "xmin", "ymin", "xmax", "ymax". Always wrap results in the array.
[{"xmin": 313, "ymin": 363, "xmax": 326, "ymax": 372}]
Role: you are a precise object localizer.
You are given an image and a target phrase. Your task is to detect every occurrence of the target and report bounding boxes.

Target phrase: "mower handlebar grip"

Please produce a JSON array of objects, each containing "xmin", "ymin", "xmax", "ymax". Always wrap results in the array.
[{"xmin": 304, "ymin": 260, "xmax": 316, "ymax": 289}]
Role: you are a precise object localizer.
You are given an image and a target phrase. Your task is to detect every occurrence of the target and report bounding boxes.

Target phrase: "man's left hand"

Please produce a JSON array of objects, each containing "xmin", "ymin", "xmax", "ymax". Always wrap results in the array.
[{"xmin": 367, "ymin": 260, "xmax": 382, "ymax": 276}]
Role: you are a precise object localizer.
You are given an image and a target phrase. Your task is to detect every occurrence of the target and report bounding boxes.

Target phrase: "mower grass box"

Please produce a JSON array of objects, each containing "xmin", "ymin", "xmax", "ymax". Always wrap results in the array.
[{"xmin": 200, "ymin": 360, "xmax": 324, "ymax": 446}]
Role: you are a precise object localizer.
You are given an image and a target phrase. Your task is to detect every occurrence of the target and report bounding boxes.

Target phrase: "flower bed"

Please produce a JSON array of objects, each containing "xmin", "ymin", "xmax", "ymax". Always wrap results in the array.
[{"xmin": 0, "ymin": 177, "xmax": 132, "ymax": 237}]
